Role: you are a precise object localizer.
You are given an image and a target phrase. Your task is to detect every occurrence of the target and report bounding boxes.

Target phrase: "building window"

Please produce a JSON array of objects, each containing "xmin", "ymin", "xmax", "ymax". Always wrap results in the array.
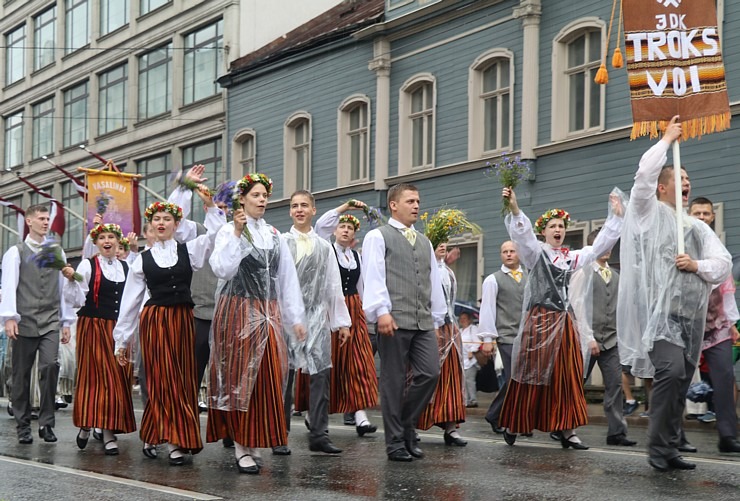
[
  {"xmin": 338, "ymin": 96, "xmax": 371, "ymax": 185},
  {"xmin": 136, "ymin": 153, "xmax": 171, "ymax": 216},
  {"xmin": 138, "ymin": 43, "xmax": 171, "ymax": 119},
  {"xmin": 101, "ymin": 0, "xmax": 128, "ymax": 35},
  {"xmin": 32, "ymin": 98, "xmax": 55, "ymax": 159},
  {"xmin": 1, "ymin": 195, "xmax": 22, "ymax": 255},
  {"xmin": 98, "ymin": 64, "xmax": 128, "ymax": 135},
  {"xmin": 62, "ymin": 182, "xmax": 84, "ymax": 249},
  {"xmin": 183, "ymin": 20, "xmax": 224, "ymax": 105},
  {"xmin": 4, "ymin": 111, "xmax": 24, "ymax": 168},
  {"xmin": 183, "ymin": 139, "xmax": 222, "ymax": 223},
  {"xmin": 65, "ymin": 0, "xmax": 89, "ymax": 55},
  {"xmin": 231, "ymin": 129, "xmax": 256, "ymax": 178},
  {"xmin": 63, "ymin": 81, "xmax": 88, "ymax": 147},
  {"xmin": 469, "ymin": 50, "xmax": 514, "ymax": 159},
  {"xmin": 446, "ymin": 234, "xmax": 484, "ymax": 310},
  {"xmin": 399, "ymin": 74, "xmax": 435, "ymax": 172},
  {"xmin": 284, "ymin": 113, "xmax": 311, "ymax": 195},
  {"xmin": 140, "ymin": 0, "xmax": 169, "ymax": 15},
  {"xmin": 5, "ymin": 25, "xmax": 26, "ymax": 85},
  {"xmin": 33, "ymin": 7, "xmax": 56, "ymax": 71},
  {"xmin": 552, "ymin": 19, "xmax": 605, "ymax": 140}
]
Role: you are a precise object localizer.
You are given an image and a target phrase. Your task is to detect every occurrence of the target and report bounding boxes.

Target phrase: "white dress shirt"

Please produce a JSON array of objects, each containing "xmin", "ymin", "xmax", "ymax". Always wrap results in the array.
[
  {"xmin": 64, "ymin": 255, "xmax": 127, "ymax": 309},
  {"xmin": 478, "ymin": 265, "xmax": 524, "ymax": 343},
  {"xmin": 461, "ymin": 323, "xmax": 481, "ymax": 370}
]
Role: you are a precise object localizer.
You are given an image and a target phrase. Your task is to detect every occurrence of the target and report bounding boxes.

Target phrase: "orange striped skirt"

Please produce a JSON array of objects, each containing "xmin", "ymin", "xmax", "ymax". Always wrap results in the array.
[
  {"xmin": 417, "ymin": 323, "xmax": 466, "ymax": 430},
  {"xmin": 139, "ymin": 304, "xmax": 202, "ymax": 453},
  {"xmin": 499, "ymin": 307, "xmax": 588, "ymax": 434},
  {"xmin": 206, "ymin": 297, "xmax": 288, "ymax": 448},
  {"xmin": 73, "ymin": 316, "xmax": 136, "ymax": 433}
]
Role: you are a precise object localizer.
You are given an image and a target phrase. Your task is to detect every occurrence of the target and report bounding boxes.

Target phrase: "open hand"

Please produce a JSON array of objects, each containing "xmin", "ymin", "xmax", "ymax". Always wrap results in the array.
[{"xmin": 377, "ymin": 313, "xmax": 398, "ymax": 336}]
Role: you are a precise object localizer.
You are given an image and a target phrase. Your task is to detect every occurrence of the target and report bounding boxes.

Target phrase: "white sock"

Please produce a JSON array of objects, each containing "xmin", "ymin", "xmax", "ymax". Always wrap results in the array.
[
  {"xmin": 445, "ymin": 423, "xmax": 457, "ymax": 434},
  {"xmin": 103, "ymin": 430, "xmax": 117, "ymax": 448},
  {"xmin": 235, "ymin": 443, "xmax": 256, "ymax": 467},
  {"xmin": 563, "ymin": 429, "xmax": 581, "ymax": 443},
  {"xmin": 626, "ymin": 399, "xmax": 636, "ymax": 404},
  {"xmin": 354, "ymin": 410, "xmax": 369, "ymax": 426},
  {"xmin": 248, "ymin": 447, "xmax": 262, "ymax": 460},
  {"xmin": 168, "ymin": 443, "xmax": 183, "ymax": 458},
  {"xmin": 79, "ymin": 428, "xmax": 90, "ymax": 439}
]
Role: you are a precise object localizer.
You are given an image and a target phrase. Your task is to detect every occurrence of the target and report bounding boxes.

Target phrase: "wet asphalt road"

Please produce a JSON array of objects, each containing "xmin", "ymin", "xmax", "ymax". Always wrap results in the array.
[{"xmin": 0, "ymin": 397, "xmax": 738, "ymax": 501}]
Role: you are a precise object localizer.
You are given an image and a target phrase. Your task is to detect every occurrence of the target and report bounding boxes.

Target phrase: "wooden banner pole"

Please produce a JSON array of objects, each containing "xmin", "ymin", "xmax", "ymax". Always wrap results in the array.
[{"xmin": 672, "ymin": 141, "xmax": 685, "ymax": 254}]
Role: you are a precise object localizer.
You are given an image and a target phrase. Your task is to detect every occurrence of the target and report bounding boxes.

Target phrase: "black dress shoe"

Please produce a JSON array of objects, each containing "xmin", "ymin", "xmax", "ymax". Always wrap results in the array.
[
  {"xmin": 404, "ymin": 440, "xmax": 424, "ymax": 458},
  {"xmin": 236, "ymin": 454, "xmax": 259, "ymax": 474},
  {"xmin": 606, "ymin": 434, "xmax": 637, "ymax": 446},
  {"xmin": 356, "ymin": 423, "xmax": 377, "ymax": 437},
  {"xmin": 272, "ymin": 445, "xmax": 291, "ymax": 455},
  {"xmin": 104, "ymin": 439, "xmax": 119, "ymax": 456},
  {"xmin": 309, "ymin": 439, "xmax": 342, "ymax": 454},
  {"xmin": 168, "ymin": 449, "xmax": 185, "ymax": 466},
  {"xmin": 560, "ymin": 434, "xmax": 588, "ymax": 450},
  {"xmin": 484, "ymin": 416, "xmax": 498, "ymax": 433},
  {"xmin": 93, "ymin": 429, "xmax": 103, "ymax": 441},
  {"xmin": 718, "ymin": 436, "xmax": 740, "ymax": 453},
  {"xmin": 39, "ymin": 426, "xmax": 57, "ymax": 443},
  {"xmin": 6, "ymin": 402, "xmax": 13, "ymax": 417},
  {"xmin": 304, "ymin": 418, "xmax": 311, "ymax": 431},
  {"xmin": 648, "ymin": 456, "xmax": 669, "ymax": 472},
  {"xmin": 678, "ymin": 441, "xmax": 697, "ymax": 453},
  {"xmin": 443, "ymin": 432, "xmax": 468, "ymax": 446},
  {"xmin": 222, "ymin": 437, "xmax": 235, "ymax": 448},
  {"xmin": 667, "ymin": 456, "xmax": 696, "ymax": 470},
  {"xmin": 387, "ymin": 449, "xmax": 413, "ymax": 462},
  {"xmin": 502, "ymin": 429, "xmax": 517, "ymax": 446},
  {"xmin": 76, "ymin": 429, "xmax": 90, "ymax": 450},
  {"xmin": 550, "ymin": 431, "xmax": 562, "ymax": 441},
  {"xmin": 343, "ymin": 413, "xmax": 356, "ymax": 426},
  {"xmin": 18, "ymin": 430, "xmax": 33, "ymax": 444}
]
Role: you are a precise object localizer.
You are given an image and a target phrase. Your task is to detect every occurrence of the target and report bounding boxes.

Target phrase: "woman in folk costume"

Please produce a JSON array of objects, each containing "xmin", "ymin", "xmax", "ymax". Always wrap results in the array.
[
  {"xmin": 498, "ymin": 187, "xmax": 624, "ymax": 449},
  {"xmin": 206, "ymin": 173, "xmax": 306, "ymax": 474},
  {"xmin": 62, "ymin": 224, "xmax": 136, "ymax": 455},
  {"xmin": 113, "ymin": 189, "xmax": 224, "ymax": 466},
  {"xmin": 314, "ymin": 205, "xmax": 379, "ymax": 436}
]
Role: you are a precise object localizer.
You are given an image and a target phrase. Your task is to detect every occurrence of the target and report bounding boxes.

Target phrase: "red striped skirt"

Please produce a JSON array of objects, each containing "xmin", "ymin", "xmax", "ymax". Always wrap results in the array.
[
  {"xmin": 73, "ymin": 316, "xmax": 136, "ymax": 433},
  {"xmin": 139, "ymin": 304, "xmax": 202, "ymax": 453},
  {"xmin": 417, "ymin": 323, "xmax": 466, "ymax": 430},
  {"xmin": 206, "ymin": 297, "xmax": 288, "ymax": 448},
  {"xmin": 499, "ymin": 307, "xmax": 588, "ymax": 434}
]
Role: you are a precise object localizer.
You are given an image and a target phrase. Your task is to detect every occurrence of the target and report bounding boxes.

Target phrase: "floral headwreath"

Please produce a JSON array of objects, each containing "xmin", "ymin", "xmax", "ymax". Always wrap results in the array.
[
  {"xmin": 534, "ymin": 208, "xmax": 571, "ymax": 234},
  {"xmin": 119, "ymin": 237, "xmax": 130, "ymax": 251},
  {"xmin": 236, "ymin": 173, "xmax": 273, "ymax": 197},
  {"xmin": 338, "ymin": 214, "xmax": 360, "ymax": 231},
  {"xmin": 144, "ymin": 201, "xmax": 183, "ymax": 222},
  {"xmin": 89, "ymin": 223, "xmax": 123, "ymax": 242}
]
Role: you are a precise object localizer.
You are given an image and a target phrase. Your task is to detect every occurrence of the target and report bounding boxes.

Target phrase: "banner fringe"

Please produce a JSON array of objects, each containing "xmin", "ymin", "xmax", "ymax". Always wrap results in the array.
[{"xmin": 630, "ymin": 112, "xmax": 731, "ymax": 140}]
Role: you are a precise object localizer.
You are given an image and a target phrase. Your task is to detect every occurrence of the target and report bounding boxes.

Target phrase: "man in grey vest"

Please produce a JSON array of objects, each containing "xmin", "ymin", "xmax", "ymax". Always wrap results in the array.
[
  {"xmin": 0, "ymin": 204, "xmax": 74, "ymax": 444},
  {"xmin": 584, "ymin": 229, "xmax": 635, "ymax": 447},
  {"xmin": 361, "ymin": 183, "xmax": 445, "ymax": 462},
  {"xmin": 479, "ymin": 241, "xmax": 527, "ymax": 433}
]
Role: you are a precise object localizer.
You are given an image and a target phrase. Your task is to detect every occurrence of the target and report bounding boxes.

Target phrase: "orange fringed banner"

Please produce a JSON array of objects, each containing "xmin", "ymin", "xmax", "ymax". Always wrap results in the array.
[{"xmin": 623, "ymin": 0, "xmax": 730, "ymax": 140}]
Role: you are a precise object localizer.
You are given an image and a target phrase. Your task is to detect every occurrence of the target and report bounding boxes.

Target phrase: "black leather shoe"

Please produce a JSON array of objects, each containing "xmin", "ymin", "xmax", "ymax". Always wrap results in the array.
[
  {"xmin": 6, "ymin": 402, "xmax": 13, "ymax": 417},
  {"xmin": 678, "ymin": 441, "xmax": 698, "ymax": 453},
  {"xmin": 272, "ymin": 445, "xmax": 291, "ymax": 455},
  {"xmin": 304, "ymin": 418, "xmax": 311, "ymax": 431},
  {"xmin": 356, "ymin": 423, "xmax": 377, "ymax": 437},
  {"xmin": 387, "ymin": 449, "xmax": 413, "ymax": 462},
  {"xmin": 494, "ymin": 426, "xmax": 505, "ymax": 434},
  {"xmin": 648, "ymin": 456, "xmax": 669, "ymax": 472},
  {"xmin": 236, "ymin": 454, "xmax": 260, "ymax": 474},
  {"xmin": 667, "ymin": 456, "xmax": 696, "ymax": 470},
  {"xmin": 104, "ymin": 439, "xmax": 119, "ymax": 456},
  {"xmin": 560, "ymin": 434, "xmax": 588, "ymax": 450},
  {"xmin": 443, "ymin": 432, "xmax": 468, "ymax": 446},
  {"xmin": 484, "ymin": 416, "xmax": 498, "ymax": 433},
  {"xmin": 18, "ymin": 430, "xmax": 33, "ymax": 444},
  {"xmin": 343, "ymin": 413, "xmax": 356, "ymax": 426},
  {"xmin": 76, "ymin": 428, "xmax": 90, "ymax": 450},
  {"xmin": 550, "ymin": 431, "xmax": 562, "ymax": 441},
  {"xmin": 168, "ymin": 449, "xmax": 185, "ymax": 466},
  {"xmin": 606, "ymin": 434, "xmax": 637, "ymax": 446},
  {"xmin": 502, "ymin": 429, "xmax": 517, "ymax": 446},
  {"xmin": 309, "ymin": 439, "xmax": 342, "ymax": 454},
  {"xmin": 404, "ymin": 440, "xmax": 424, "ymax": 458},
  {"xmin": 222, "ymin": 437, "xmax": 235, "ymax": 448},
  {"xmin": 39, "ymin": 426, "xmax": 57, "ymax": 443},
  {"xmin": 93, "ymin": 429, "xmax": 103, "ymax": 441},
  {"xmin": 718, "ymin": 436, "xmax": 740, "ymax": 453}
]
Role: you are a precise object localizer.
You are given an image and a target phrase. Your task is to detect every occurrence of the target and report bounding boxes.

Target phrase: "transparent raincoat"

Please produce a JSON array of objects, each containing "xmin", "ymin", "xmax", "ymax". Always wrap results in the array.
[
  {"xmin": 207, "ymin": 220, "xmax": 305, "ymax": 412},
  {"xmin": 282, "ymin": 228, "xmax": 351, "ymax": 375},
  {"xmin": 437, "ymin": 260, "xmax": 463, "ymax": 366},
  {"xmin": 506, "ymin": 189, "xmax": 626, "ymax": 385}
]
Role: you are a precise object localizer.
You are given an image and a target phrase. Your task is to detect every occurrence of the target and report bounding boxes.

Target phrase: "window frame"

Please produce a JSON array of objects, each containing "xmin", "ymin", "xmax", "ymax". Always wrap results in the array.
[
  {"xmin": 62, "ymin": 181, "xmax": 84, "ymax": 250},
  {"xmin": 0, "ymin": 194, "xmax": 23, "ymax": 255},
  {"xmin": 182, "ymin": 138, "xmax": 223, "ymax": 223},
  {"xmin": 398, "ymin": 73, "xmax": 436, "ymax": 174},
  {"xmin": 98, "ymin": 63, "xmax": 128, "ymax": 136},
  {"xmin": 140, "ymin": 0, "xmax": 170, "ymax": 16},
  {"xmin": 283, "ymin": 112, "xmax": 312, "ymax": 196},
  {"xmin": 337, "ymin": 95, "xmax": 371, "ymax": 186},
  {"xmin": 63, "ymin": 81, "xmax": 88, "ymax": 148},
  {"xmin": 33, "ymin": 7, "xmax": 56, "ymax": 71},
  {"xmin": 446, "ymin": 232, "xmax": 484, "ymax": 309},
  {"xmin": 65, "ymin": 0, "xmax": 90, "ymax": 55},
  {"xmin": 31, "ymin": 97, "xmax": 55, "ymax": 159},
  {"xmin": 231, "ymin": 128, "xmax": 256, "ymax": 179},
  {"xmin": 4, "ymin": 111, "xmax": 24, "ymax": 169},
  {"xmin": 138, "ymin": 42, "xmax": 172, "ymax": 120},
  {"xmin": 135, "ymin": 153, "xmax": 171, "ymax": 216},
  {"xmin": 182, "ymin": 19, "xmax": 224, "ymax": 106},
  {"xmin": 5, "ymin": 24, "xmax": 26, "ymax": 86},
  {"xmin": 100, "ymin": 0, "xmax": 129, "ymax": 36}
]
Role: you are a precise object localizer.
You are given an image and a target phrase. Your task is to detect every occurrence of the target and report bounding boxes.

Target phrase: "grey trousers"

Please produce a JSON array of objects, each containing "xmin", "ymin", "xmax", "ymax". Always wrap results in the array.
[
  {"xmin": 586, "ymin": 346, "xmax": 628, "ymax": 438},
  {"xmin": 308, "ymin": 368, "xmax": 331, "ymax": 443},
  {"xmin": 283, "ymin": 368, "xmax": 295, "ymax": 433},
  {"xmin": 377, "ymin": 328, "xmax": 439, "ymax": 454},
  {"xmin": 464, "ymin": 365, "xmax": 479, "ymax": 404},
  {"xmin": 485, "ymin": 343, "xmax": 513, "ymax": 426},
  {"xmin": 11, "ymin": 332, "xmax": 60, "ymax": 431},
  {"xmin": 194, "ymin": 317, "xmax": 212, "ymax": 389},
  {"xmin": 702, "ymin": 339, "xmax": 738, "ymax": 439},
  {"xmin": 136, "ymin": 342, "xmax": 149, "ymax": 408}
]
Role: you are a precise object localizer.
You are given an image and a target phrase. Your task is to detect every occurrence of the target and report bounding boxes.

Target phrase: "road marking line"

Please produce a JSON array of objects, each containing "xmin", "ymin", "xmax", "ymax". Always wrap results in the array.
[{"xmin": 0, "ymin": 455, "xmax": 222, "ymax": 500}]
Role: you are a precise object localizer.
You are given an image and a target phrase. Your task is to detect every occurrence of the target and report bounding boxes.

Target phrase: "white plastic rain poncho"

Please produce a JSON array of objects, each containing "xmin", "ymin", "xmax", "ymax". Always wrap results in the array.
[
  {"xmin": 207, "ymin": 219, "xmax": 305, "ymax": 412},
  {"xmin": 282, "ymin": 228, "xmax": 350, "ymax": 375},
  {"xmin": 437, "ymin": 259, "xmax": 463, "ymax": 366},
  {"xmin": 506, "ymin": 189, "xmax": 625, "ymax": 385},
  {"xmin": 617, "ymin": 140, "xmax": 732, "ymax": 378}
]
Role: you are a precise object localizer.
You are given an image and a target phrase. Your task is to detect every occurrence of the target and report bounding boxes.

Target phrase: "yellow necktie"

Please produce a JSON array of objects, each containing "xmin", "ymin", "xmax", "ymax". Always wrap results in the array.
[
  {"xmin": 402, "ymin": 227, "xmax": 416, "ymax": 246},
  {"xmin": 510, "ymin": 269, "xmax": 522, "ymax": 283},
  {"xmin": 296, "ymin": 233, "xmax": 314, "ymax": 263},
  {"xmin": 599, "ymin": 266, "xmax": 612, "ymax": 284}
]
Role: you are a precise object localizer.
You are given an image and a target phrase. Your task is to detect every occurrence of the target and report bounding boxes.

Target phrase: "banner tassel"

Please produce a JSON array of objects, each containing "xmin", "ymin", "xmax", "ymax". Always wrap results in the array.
[{"xmin": 630, "ymin": 113, "xmax": 732, "ymax": 141}]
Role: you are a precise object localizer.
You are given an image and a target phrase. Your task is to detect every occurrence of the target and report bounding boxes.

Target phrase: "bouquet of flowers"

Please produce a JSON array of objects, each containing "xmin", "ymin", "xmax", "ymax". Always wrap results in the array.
[
  {"xmin": 347, "ymin": 199, "xmax": 385, "ymax": 230},
  {"xmin": 485, "ymin": 152, "xmax": 531, "ymax": 215},
  {"xmin": 31, "ymin": 239, "xmax": 83, "ymax": 281},
  {"xmin": 170, "ymin": 168, "xmax": 215, "ymax": 196},
  {"xmin": 95, "ymin": 191, "xmax": 111, "ymax": 215},
  {"xmin": 231, "ymin": 185, "xmax": 253, "ymax": 244},
  {"xmin": 421, "ymin": 208, "xmax": 482, "ymax": 249}
]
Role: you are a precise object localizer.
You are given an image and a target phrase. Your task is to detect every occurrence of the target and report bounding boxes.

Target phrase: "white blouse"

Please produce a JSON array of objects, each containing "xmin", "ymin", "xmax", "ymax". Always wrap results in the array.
[{"xmin": 64, "ymin": 255, "xmax": 127, "ymax": 309}]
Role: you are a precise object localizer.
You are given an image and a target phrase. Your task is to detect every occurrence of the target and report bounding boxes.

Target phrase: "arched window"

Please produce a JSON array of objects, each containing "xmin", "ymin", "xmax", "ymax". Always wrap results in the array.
[
  {"xmin": 284, "ymin": 112, "xmax": 312, "ymax": 194},
  {"xmin": 468, "ymin": 49, "xmax": 514, "ymax": 158},
  {"xmin": 338, "ymin": 95, "xmax": 371, "ymax": 185},
  {"xmin": 399, "ymin": 74, "xmax": 435, "ymax": 172},
  {"xmin": 232, "ymin": 128, "xmax": 256, "ymax": 178}
]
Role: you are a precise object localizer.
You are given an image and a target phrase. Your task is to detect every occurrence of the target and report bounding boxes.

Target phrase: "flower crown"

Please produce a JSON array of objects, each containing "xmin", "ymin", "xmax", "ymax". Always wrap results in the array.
[
  {"xmin": 144, "ymin": 201, "xmax": 183, "ymax": 222},
  {"xmin": 534, "ymin": 208, "xmax": 571, "ymax": 234},
  {"xmin": 338, "ymin": 214, "xmax": 360, "ymax": 231},
  {"xmin": 89, "ymin": 223, "xmax": 123, "ymax": 242},
  {"xmin": 236, "ymin": 173, "xmax": 273, "ymax": 197},
  {"xmin": 119, "ymin": 237, "xmax": 130, "ymax": 251}
]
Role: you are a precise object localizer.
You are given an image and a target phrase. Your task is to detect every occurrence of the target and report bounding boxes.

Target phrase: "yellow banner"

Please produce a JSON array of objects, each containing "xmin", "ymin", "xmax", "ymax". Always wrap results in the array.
[{"xmin": 81, "ymin": 169, "xmax": 142, "ymax": 236}]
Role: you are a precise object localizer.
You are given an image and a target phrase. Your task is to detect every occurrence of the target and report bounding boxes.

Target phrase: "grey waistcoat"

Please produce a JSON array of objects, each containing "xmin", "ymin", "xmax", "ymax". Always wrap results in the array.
[
  {"xmin": 493, "ymin": 269, "xmax": 527, "ymax": 345},
  {"xmin": 16, "ymin": 243, "xmax": 61, "ymax": 337},
  {"xmin": 592, "ymin": 268, "xmax": 619, "ymax": 351},
  {"xmin": 378, "ymin": 225, "xmax": 434, "ymax": 331},
  {"xmin": 190, "ymin": 223, "xmax": 218, "ymax": 320}
]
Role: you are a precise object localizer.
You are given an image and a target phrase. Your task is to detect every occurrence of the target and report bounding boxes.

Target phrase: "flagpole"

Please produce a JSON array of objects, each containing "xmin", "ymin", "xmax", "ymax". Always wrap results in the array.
[
  {"xmin": 138, "ymin": 183, "xmax": 167, "ymax": 202},
  {"xmin": 672, "ymin": 141, "xmax": 685, "ymax": 254},
  {"xmin": 0, "ymin": 221, "xmax": 19, "ymax": 236}
]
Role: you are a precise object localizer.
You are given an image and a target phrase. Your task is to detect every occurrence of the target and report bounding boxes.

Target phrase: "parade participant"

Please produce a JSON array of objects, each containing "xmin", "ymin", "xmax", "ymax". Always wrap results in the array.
[
  {"xmin": 0, "ymin": 204, "xmax": 75, "ymax": 444},
  {"xmin": 112, "ymin": 187, "xmax": 223, "ymax": 466},
  {"xmin": 498, "ymin": 187, "xmax": 624, "ymax": 449},
  {"xmin": 206, "ymin": 173, "xmax": 306, "ymax": 474},
  {"xmin": 688, "ymin": 197, "xmax": 740, "ymax": 453},
  {"xmin": 479, "ymin": 241, "xmax": 527, "ymax": 433},
  {"xmin": 62, "ymin": 223, "xmax": 136, "ymax": 455},
  {"xmin": 618, "ymin": 116, "xmax": 732, "ymax": 471},
  {"xmin": 285, "ymin": 190, "xmax": 351, "ymax": 454},
  {"xmin": 459, "ymin": 312, "xmax": 480, "ymax": 408},
  {"xmin": 362, "ymin": 183, "xmax": 446, "ymax": 462},
  {"xmin": 314, "ymin": 204, "xmax": 379, "ymax": 435}
]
